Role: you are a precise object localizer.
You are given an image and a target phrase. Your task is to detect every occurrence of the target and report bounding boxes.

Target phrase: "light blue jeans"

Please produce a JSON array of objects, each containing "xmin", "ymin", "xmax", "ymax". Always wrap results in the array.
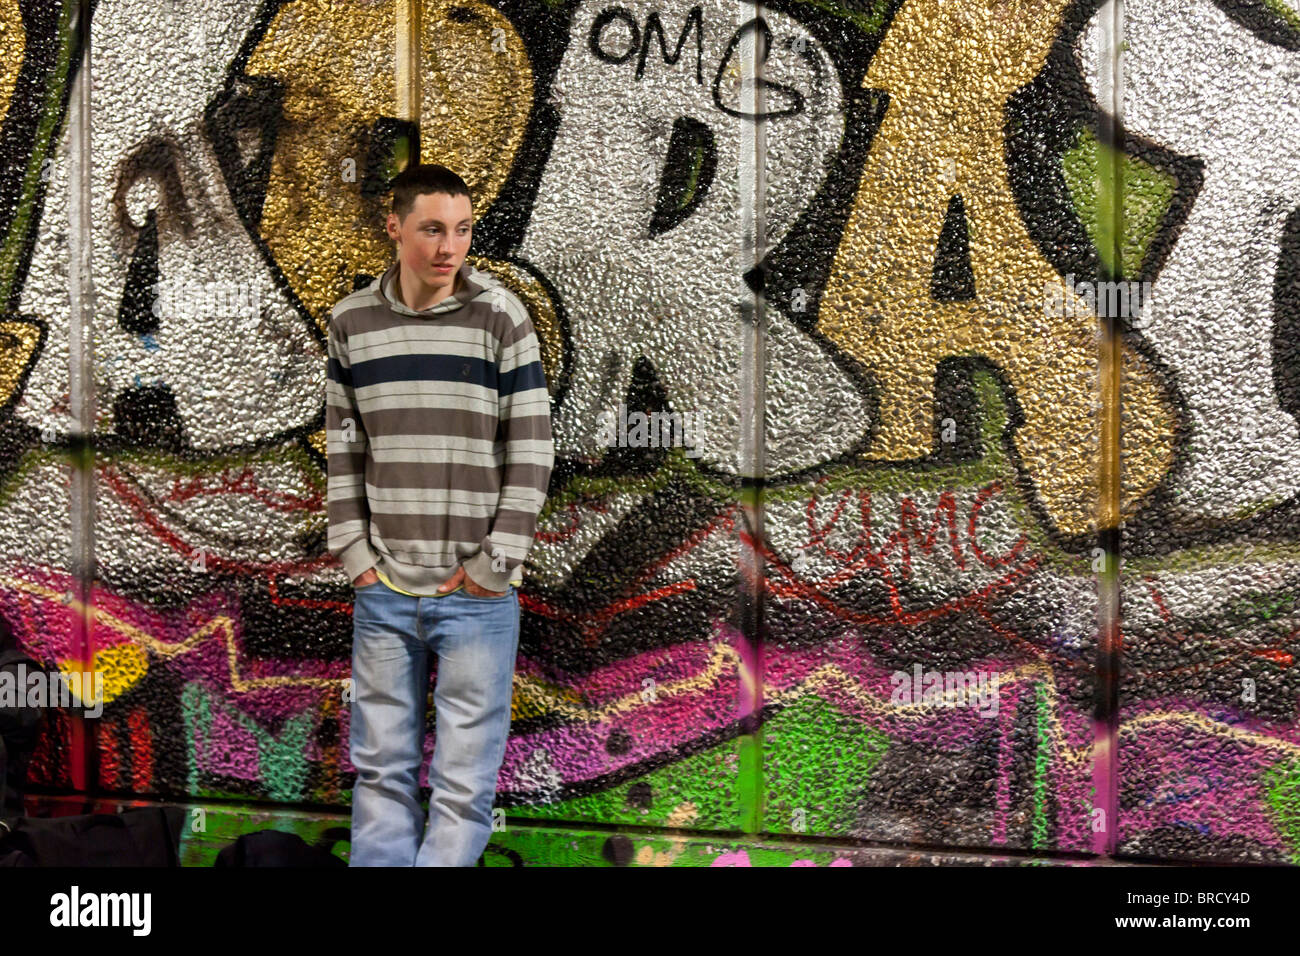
[{"xmin": 347, "ymin": 579, "xmax": 519, "ymax": 866}]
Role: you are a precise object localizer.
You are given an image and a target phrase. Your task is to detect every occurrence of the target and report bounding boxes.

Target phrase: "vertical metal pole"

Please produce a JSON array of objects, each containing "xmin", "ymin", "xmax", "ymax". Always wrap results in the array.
[
  {"xmin": 67, "ymin": 0, "xmax": 96, "ymax": 793},
  {"xmin": 397, "ymin": 0, "xmax": 421, "ymax": 129},
  {"xmin": 1093, "ymin": 0, "xmax": 1124, "ymax": 858},
  {"xmin": 736, "ymin": 9, "xmax": 767, "ymax": 836}
]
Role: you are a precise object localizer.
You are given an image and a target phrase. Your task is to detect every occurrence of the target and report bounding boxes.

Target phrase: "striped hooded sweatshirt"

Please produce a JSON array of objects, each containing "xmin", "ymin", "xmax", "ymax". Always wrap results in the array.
[{"xmin": 326, "ymin": 259, "xmax": 554, "ymax": 595}]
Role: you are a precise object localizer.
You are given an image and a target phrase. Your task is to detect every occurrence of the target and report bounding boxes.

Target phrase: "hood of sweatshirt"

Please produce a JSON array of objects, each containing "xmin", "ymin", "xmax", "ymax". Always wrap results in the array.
[{"xmin": 379, "ymin": 260, "xmax": 497, "ymax": 317}]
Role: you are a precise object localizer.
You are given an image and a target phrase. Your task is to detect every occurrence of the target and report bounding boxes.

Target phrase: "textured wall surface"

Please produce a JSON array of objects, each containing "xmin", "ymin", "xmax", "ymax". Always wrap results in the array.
[{"xmin": 1, "ymin": 0, "xmax": 1298, "ymax": 865}]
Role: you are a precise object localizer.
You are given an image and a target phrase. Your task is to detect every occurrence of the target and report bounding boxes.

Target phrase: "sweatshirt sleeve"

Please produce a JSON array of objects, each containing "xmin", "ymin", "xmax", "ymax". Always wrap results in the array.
[
  {"xmin": 462, "ymin": 296, "xmax": 555, "ymax": 592},
  {"xmin": 326, "ymin": 307, "xmax": 380, "ymax": 583}
]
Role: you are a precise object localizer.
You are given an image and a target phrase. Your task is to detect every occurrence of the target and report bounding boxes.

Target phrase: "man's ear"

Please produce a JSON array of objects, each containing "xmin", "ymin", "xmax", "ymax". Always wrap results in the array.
[{"xmin": 385, "ymin": 212, "xmax": 400, "ymax": 241}]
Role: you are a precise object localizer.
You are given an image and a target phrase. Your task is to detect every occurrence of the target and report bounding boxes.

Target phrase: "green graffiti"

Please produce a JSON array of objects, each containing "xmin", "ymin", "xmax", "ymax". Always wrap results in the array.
[
  {"xmin": 1062, "ymin": 126, "xmax": 1175, "ymax": 278},
  {"xmin": 181, "ymin": 682, "xmax": 314, "ymax": 803},
  {"xmin": 1032, "ymin": 682, "xmax": 1051, "ymax": 849},
  {"xmin": 1263, "ymin": 758, "xmax": 1300, "ymax": 865}
]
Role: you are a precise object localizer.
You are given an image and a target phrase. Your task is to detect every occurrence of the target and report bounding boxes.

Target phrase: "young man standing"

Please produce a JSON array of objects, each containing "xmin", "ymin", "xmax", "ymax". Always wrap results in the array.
[{"xmin": 326, "ymin": 164, "xmax": 554, "ymax": 866}]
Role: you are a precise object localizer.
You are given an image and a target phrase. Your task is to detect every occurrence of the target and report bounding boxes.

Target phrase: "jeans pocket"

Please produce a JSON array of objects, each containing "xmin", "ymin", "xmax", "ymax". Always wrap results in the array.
[{"xmin": 461, "ymin": 584, "xmax": 513, "ymax": 600}]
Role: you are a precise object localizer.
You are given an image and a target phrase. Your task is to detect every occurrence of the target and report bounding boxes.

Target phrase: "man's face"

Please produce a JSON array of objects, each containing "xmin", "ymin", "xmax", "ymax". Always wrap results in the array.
[{"xmin": 385, "ymin": 190, "xmax": 473, "ymax": 291}]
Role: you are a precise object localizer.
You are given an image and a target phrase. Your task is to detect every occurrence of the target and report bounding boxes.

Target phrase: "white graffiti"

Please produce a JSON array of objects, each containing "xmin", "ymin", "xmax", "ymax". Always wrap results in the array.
[
  {"xmin": 15, "ymin": 0, "xmax": 323, "ymax": 452},
  {"xmin": 520, "ymin": 0, "xmax": 871, "ymax": 475},
  {"xmin": 1083, "ymin": 0, "xmax": 1300, "ymax": 519}
]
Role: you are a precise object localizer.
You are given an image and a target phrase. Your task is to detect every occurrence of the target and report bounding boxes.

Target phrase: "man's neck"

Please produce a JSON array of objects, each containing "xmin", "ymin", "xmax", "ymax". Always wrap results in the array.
[{"xmin": 395, "ymin": 261, "xmax": 459, "ymax": 311}]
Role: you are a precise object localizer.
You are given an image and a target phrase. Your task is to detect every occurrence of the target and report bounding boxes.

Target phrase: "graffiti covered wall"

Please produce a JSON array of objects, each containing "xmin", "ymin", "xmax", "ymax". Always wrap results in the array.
[{"xmin": 1, "ymin": 0, "xmax": 1298, "ymax": 864}]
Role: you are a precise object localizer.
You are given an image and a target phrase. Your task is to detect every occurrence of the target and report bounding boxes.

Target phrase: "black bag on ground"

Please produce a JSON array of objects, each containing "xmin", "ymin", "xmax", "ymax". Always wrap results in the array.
[
  {"xmin": 214, "ymin": 827, "xmax": 349, "ymax": 866},
  {"xmin": 0, "ymin": 806, "xmax": 184, "ymax": 866}
]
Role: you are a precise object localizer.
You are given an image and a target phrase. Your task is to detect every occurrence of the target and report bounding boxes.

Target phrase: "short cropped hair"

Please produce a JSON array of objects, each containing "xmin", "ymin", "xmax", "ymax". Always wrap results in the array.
[{"xmin": 390, "ymin": 164, "xmax": 473, "ymax": 222}]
